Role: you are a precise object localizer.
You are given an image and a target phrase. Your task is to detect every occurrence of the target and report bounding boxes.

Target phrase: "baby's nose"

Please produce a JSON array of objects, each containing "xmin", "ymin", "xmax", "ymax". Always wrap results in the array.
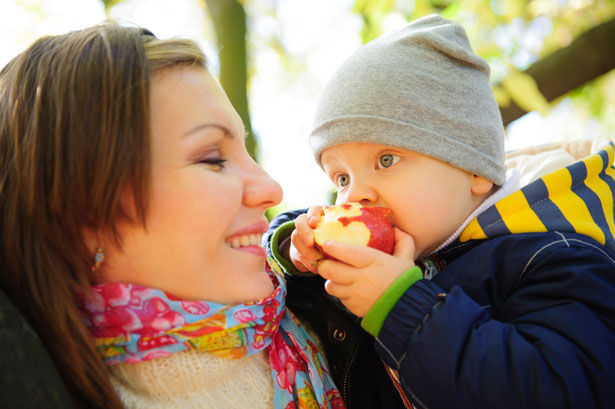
[{"xmin": 340, "ymin": 181, "xmax": 378, "ymax": 205}]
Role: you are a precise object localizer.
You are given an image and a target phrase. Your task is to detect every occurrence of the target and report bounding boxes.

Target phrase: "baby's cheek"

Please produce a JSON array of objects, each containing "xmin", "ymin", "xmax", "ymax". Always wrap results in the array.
[{"xmin": 396, "ymin": 207, "xmax": 444, "ymax": 252}]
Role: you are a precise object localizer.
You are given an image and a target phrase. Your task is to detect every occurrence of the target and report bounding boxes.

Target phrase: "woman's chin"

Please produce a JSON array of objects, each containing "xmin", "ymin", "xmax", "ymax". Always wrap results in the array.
[
  {"xmin": 236, "ymin": 273, "xmax": 275, "ymax": 304},
  {"xmin": 255, "ymin": 277, "xmax": 276, "ymax": 298}
]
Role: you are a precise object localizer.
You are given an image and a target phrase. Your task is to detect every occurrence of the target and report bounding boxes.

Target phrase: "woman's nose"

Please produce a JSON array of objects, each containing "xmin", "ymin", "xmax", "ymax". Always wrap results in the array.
[{"xmin": 242, "ymin": 159, "xmax": 283, "ymax": 209}]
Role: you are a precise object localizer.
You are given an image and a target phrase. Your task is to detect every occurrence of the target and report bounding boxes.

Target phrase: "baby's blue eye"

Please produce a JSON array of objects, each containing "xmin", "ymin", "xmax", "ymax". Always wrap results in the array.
[
  {"xmin": 378, "ymin": 154, "xmax": 400, "ymax": 169},
  {"xmin": 336, "ymin": 174, "xmax": 350, "ymax": 187}
]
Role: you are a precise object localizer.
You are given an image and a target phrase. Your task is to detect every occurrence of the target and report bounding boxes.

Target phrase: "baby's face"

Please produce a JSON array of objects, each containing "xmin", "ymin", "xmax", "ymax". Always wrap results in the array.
[{"xmin": 320, "ymin": 142, "xmax": 492, "ymax": 259}]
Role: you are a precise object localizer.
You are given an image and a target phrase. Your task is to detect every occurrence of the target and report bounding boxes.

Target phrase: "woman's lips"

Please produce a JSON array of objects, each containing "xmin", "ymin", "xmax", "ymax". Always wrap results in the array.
[
  {"xmin": 225, "ymin": 220, "xmax": 269, "ymax": 257},
  {"xmin": 234, "ymin": 245, "xmax": 266, "ymax": 257}
]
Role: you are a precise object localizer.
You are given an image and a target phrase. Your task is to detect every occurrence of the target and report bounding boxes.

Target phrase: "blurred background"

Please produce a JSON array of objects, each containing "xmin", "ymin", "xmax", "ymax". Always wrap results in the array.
[{"xmin": 1, "ymin": 0, "xmax": 614, "ymax": 215}]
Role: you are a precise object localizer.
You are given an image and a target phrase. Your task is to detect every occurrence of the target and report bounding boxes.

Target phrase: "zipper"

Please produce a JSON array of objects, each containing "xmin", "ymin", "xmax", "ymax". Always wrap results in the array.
[
  {"xmin": 341, "ymin": 338, "xmax": 361, "ymax": 407},
  {"xmin": 384, "ymin": 365, "xmax": 415, "ymax": 409},
  {"xmin": 418, "ymin": 254, "xmax": 445, "ymax": 280}
]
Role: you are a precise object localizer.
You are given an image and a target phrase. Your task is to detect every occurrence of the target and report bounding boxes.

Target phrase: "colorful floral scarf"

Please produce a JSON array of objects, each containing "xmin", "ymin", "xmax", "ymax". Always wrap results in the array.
[{"xmin": 79, "ymin": 259, "xmax": 344, "ymax": 409}]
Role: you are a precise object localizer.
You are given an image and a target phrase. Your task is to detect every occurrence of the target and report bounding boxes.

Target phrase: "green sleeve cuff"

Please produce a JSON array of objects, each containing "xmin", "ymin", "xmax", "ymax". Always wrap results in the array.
[
  {"xmin": 361, "ymin": 265, "xmax": 423, "ymax": 337},
  {"xmin": 269, "ymin": 220, "xmax": 313, "ymax": 277}
]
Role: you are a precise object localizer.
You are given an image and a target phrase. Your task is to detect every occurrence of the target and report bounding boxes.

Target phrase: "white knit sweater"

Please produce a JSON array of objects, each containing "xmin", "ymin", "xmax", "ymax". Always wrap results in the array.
[{"xmin": 108, "ymin": 349, "xmax": 274, "ymax": 409}]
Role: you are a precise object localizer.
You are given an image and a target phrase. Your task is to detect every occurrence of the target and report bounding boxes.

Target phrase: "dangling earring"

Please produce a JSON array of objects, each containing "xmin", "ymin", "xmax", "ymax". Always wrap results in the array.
[{"xmin": 91, "ymin": 247, "xmax": 105, "ymax": 272}]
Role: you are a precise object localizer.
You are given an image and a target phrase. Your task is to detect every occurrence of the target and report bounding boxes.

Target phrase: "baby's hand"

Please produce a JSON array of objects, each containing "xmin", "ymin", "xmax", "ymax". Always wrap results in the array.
[
  {"xmin": 288, "ymin": 206, "xmax": 325, "ymax": 273},
  {"xmin": 316, "ymin": 228, "xmax": 416, "ymax": 317}
]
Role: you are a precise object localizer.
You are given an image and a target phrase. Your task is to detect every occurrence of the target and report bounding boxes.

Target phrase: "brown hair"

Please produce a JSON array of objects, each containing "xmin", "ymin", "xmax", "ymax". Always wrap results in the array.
[{"xmin": 0, "ymin": 23, "xmax": 206, "ymax": 408}]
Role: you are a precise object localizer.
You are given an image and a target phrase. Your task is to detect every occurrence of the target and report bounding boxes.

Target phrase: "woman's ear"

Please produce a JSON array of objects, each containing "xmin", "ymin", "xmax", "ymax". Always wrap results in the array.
[{"xmin": 470, "ymin": 174, "xmax": 494, "ymax": 195}]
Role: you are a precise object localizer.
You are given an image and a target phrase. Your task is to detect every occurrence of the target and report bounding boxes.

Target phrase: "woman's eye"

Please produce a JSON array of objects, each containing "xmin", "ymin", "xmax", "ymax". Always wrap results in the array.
[
  {"xmin": 336, "ymin": 174, "xmax": 350, "ymax": 187},
  {"xmin": 198, "ymin": 158, "xmax": 227, "ymax": 169},
  {"xmin": 377, "ymin": 154, "xmax": 400, "ymax": 169}
]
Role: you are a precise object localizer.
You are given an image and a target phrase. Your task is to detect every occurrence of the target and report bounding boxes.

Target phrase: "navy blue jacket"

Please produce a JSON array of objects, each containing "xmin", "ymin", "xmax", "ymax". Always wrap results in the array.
[{"xmin": 383, "ymin": 231, "xmax": 614, "ymax": 408}]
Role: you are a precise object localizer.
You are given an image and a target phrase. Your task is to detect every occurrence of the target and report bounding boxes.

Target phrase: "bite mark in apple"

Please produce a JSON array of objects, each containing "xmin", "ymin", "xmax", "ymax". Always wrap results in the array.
[{"xmin": 313, "ymin": 202, "xmax": 394, "ymax": 258}]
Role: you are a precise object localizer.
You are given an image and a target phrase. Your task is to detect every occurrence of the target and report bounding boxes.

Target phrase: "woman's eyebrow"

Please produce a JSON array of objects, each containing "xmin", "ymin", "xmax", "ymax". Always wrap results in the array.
[{"xmin": 181, "ymin": 123, "xmax": 234, "ymax": 139}]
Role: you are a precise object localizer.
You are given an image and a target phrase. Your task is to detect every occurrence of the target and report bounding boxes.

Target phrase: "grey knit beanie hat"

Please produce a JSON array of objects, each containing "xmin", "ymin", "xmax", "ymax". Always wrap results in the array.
[{"xmin": 309, "ymin": 14, "xmax": 506, "ymax": 185}]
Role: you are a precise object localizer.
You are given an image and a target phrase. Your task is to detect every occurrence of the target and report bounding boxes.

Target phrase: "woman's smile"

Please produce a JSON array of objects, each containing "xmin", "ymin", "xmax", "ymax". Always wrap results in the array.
[{"xmin": 225, "ymin": 219, "xmax": 269, "ymax": 257}]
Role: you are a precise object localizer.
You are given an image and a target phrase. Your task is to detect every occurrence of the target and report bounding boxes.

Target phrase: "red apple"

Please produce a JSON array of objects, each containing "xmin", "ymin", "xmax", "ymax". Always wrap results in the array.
[{"xmin": 313, "ymin": 202, "xmax": 395, "ymax": 258}]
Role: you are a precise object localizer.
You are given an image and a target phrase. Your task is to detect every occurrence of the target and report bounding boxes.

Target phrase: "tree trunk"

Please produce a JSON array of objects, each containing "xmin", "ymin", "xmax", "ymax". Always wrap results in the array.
[
  {"xmin": 500, "ymin": 18, "xmax": 615, "ymax": 126},
  {"xmin": 205, "ymin": 0, "xmax": 257, "ymax": 160}
]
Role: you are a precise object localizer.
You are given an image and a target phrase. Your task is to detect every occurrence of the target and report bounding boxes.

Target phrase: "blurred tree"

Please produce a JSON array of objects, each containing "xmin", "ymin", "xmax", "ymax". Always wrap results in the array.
[
  {"xmin": 101, "ymin": 0, "xmax": 258, "ymax": 161},
  {"xmin": 202, "ymin": 0, "xmax": 258, "ymax": 160},
  {"xmin": 353, "ymin": 0, "xmax": 615, "ymax": 131}
]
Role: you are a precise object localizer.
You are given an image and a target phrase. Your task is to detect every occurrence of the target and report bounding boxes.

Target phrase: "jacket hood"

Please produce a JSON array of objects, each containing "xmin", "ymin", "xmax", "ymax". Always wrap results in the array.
[{"xmin": 460, "ymin": 141, "xmax": 615, "ymax": 253}]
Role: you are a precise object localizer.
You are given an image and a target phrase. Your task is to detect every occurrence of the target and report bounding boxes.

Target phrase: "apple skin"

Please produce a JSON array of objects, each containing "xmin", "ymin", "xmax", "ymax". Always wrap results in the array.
[{"xmin": 313, "ymin": 202, "xmax": 394, "ymax": 258}]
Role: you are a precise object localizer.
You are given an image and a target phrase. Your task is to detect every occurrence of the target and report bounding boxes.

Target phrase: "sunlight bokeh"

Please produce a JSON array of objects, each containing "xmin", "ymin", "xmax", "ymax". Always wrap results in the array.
[{"xmin": 1, "ymin": 0, "xmax": 611, "ymax": 212}]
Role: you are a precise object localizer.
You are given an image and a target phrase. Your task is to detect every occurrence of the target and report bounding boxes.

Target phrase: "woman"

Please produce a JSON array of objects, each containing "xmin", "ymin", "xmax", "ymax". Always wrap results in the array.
[{"xmin": 0, "ymin": 23, "xmax": 343, "ymax": 409}]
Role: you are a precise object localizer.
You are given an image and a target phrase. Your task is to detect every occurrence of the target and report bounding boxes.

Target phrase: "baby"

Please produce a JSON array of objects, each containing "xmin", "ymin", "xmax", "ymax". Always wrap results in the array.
[{"xmin": 266, "ymin": 14, "xmax": 615, "ymax": 409}]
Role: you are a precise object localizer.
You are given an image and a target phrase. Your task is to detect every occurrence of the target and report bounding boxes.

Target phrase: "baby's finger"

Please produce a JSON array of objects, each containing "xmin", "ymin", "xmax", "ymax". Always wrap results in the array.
[
  {"xmin": 393, "ymin": 227, "xmax": 416, "ymax": 261},
  {"xmin": 294, "ymin": 214, "xmax": 314, "ymax": 247},
  {"xmin": 290, "ymin": 230, "xmax": 321, "ymax": 259},
  {"xmin": 289, "ymin": 245, "xmax": 319, "ymax": 273},
  {"xmin": 320, "ymin": 240, "xmax": 378, "ymax": 268},
  {"xmin": 289, "ymin": 251, "xmax": 310, "ymax": 272},
  {"xmin": 317, "ymin": 259, "xmax": 355, "ymax": 285},
  {"xmin": 290, "ymin": 230, "xmax": 323, "ymax": 273},
  {"xmin": 306, "ymin": 205, "xmax": 324, "ymax": 227},
  {"xmin": 324, "ymin": 279, "xmax": 351, "ymax": 300}
]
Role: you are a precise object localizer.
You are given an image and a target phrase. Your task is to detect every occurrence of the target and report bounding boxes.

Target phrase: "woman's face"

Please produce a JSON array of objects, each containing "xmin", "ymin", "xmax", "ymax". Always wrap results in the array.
[{"xmin": 101, "ymin": 66, "xmax": 283, "ymax": 304}]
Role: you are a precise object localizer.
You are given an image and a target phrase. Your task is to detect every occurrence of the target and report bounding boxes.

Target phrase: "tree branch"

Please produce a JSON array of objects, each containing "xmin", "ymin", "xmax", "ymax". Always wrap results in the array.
[{"xmin": 499, "ymin": 18, "xmax": 615, "ymax": 126}]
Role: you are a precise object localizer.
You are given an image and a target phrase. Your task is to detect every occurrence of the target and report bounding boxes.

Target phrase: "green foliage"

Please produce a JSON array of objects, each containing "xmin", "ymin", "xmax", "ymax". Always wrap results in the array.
[
  {"xmin": 352, "ymin": 0, "xmax": 614, "ymax": 132},
  {"xmin": 100, "ymin": 0, "xmax": 123, "ymax": 13},
  {"xmin": 567, "ymin": 70, "xmax": 615, "ymax": 134},
  {"xmin": 353, "ymin": 0, "xmax": 396, "ymax": 42}
]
